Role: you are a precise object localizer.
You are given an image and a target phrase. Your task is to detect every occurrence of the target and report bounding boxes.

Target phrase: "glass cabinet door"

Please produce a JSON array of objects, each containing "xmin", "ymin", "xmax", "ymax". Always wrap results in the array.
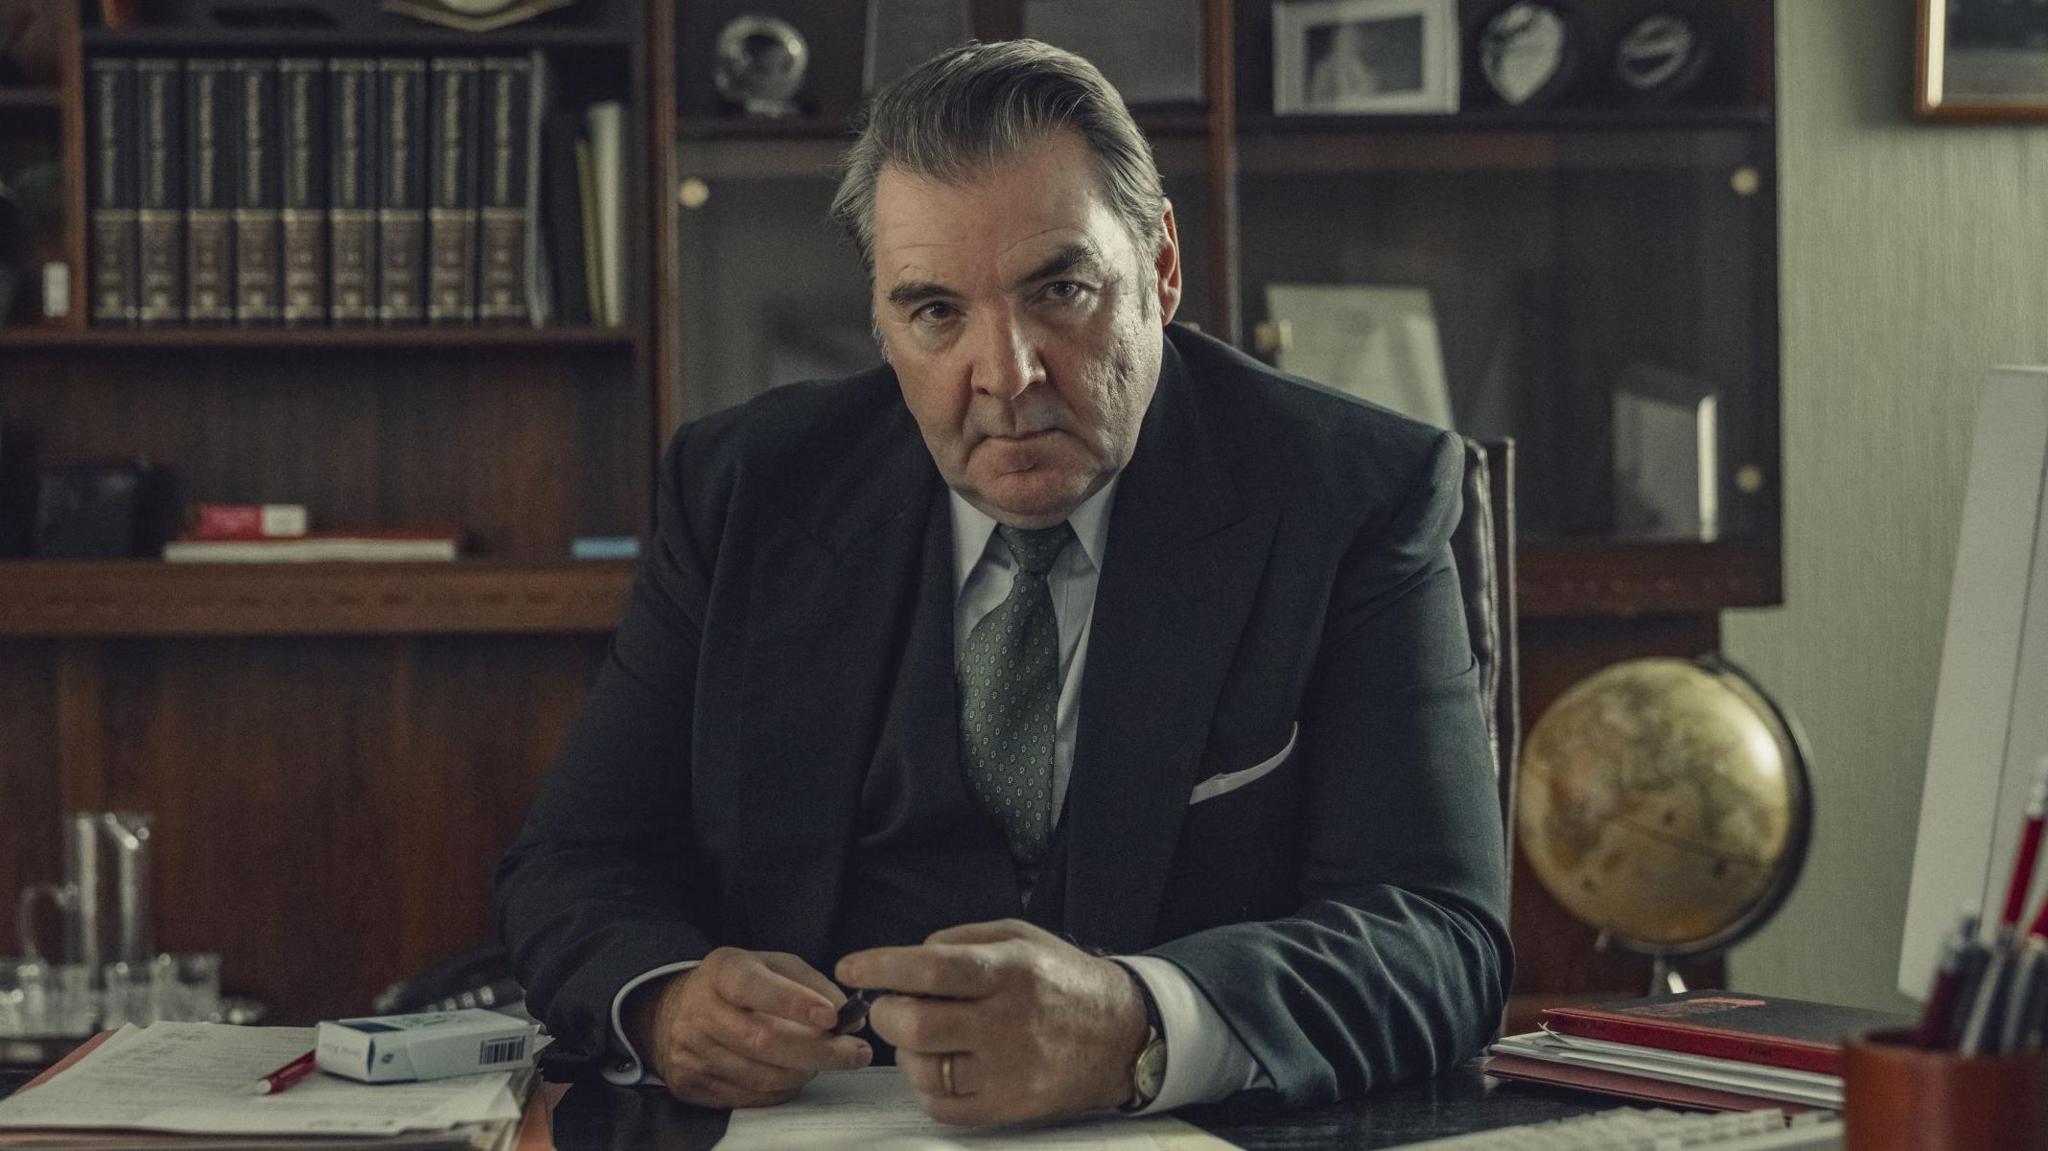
[{"xmin": 1236, "ymin": 122, "xmax": 1777, "ymax": 545}]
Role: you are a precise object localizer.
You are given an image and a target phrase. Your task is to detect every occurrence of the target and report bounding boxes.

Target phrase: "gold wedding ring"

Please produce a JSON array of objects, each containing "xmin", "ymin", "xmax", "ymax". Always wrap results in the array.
[{"xmin": 940, "ymin": 1052, "xmax": 957, "ymax": 1097}]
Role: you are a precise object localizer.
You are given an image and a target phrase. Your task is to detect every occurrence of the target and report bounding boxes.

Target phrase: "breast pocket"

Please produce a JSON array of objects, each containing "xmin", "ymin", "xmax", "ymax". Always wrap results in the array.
[{"xmin": 1188, "ymin": 723, "xmax": 1298, "ymax": 807}]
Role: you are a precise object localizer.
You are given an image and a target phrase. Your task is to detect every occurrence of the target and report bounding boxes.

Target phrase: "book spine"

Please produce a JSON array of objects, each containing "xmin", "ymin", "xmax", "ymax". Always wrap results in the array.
[
  {"xmin": 376, "ymin": 57, "xmax": 427, "ymax": 325},
  {"xmin": 540, "ymin": 108, "xmax": 590, "ymax": 326},
  {"xmin": 184, "ymin": 58, "xmax": 234, "ymax": 324},
  {"xmin": 477, "ymin": 56, "xmax": 531, "ymax": 325},
  {"xmin": 1540, "ymin": 1015, "xmax": 1843, "ymax": 1076},
  {"xmin": 328, "ymin": 57, "xmax": 378, "ymax": 326},
  {"xmin": 232, "ymin": 59, "xmax": 282, "ymax": 324},
  {"xmin": 427, "ymin": 57, "xmax": 479, "ymax": 324},
  {"xmin": 586, "ymin": 101, "xmax": 623, "ymax": 328},
  {"xmin": 135, "ymin": 58, "xmax": 184, "ymax": 326},
  {"xmin": 522, "ymin": 51, "xmax": 551, "ymax": 326},
  {"xmin": 280, "ymin": 58, "xmax": 327, "ymax": 326},
  {"xmin": 87, "ymin": 58, "xmax": 138, "ymax": 326}
]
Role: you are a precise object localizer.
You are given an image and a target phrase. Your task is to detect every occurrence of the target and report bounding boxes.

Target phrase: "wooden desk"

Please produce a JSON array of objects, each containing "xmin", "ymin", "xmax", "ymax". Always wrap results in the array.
[{"xmin": 545, "ymin": 1062, "xmax": 1612, "ymax": 1150}]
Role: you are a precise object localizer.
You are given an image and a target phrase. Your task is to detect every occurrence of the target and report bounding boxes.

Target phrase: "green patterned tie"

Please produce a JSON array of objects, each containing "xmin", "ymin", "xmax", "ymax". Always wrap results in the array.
[{"xmin": 959, "ymin": 522, "xmax": 1074, "ymax": 862}]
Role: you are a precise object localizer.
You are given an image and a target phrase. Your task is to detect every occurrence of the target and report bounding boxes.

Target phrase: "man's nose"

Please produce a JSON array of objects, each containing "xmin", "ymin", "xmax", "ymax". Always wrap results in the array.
[{"xmin": 969, "ymin": 316, "xmax": 1045, "ymax": 401}]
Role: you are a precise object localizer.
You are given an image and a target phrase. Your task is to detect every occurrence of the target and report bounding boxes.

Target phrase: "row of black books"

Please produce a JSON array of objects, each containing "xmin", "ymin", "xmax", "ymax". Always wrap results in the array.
[{"xmin": 86, "ymin": 54, "xmax": 625, "ymax": 328}]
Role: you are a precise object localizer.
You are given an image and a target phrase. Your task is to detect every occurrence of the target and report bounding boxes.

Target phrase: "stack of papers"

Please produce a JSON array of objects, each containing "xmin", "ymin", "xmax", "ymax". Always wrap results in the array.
[
  {"xmin": 719, "ymin": 1069, "xmax": 1240, "ymax": 1151},
  {"xmin": 0, "ymin": 1022, "xmax": 537, "ymax": 1150},
  {"xmin": 1488, "ymin": 1030, "xmax": 1842, "ymax": 1110}
]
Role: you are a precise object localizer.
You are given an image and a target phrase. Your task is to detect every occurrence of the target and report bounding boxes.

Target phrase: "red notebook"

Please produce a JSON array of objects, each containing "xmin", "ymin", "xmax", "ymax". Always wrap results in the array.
[{"xmin": 1540, "ymin": 990, "xmax": 1912, "ymax": 1075}]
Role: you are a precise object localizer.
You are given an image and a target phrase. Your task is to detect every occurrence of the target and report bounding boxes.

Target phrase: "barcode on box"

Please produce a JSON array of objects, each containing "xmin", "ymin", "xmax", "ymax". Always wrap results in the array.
[{"xmin": 479, "ymin": 1035, "xmax": 528, "ymax": 1066}]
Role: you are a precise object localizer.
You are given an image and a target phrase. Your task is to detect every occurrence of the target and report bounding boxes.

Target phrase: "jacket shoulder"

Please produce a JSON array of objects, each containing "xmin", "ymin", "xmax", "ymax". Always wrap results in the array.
[{"xmin": 1169, "ymin": 326, "xmax": 1457, "ymax": 516}]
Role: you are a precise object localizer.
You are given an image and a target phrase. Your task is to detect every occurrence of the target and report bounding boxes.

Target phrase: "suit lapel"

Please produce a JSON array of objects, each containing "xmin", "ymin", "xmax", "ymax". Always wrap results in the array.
[
  {"xmin": 736, "ymin": 399, "xmax": 940, "ymax": 963},
  {"xmin": 1062, "ymin": 339, "xmax": 1280, "ymax": 953}
]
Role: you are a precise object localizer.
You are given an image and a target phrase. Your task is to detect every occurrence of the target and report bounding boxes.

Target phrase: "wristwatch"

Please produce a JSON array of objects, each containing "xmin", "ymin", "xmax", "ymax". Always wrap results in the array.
[{"xmin": 1116, "ymin": 965, "xmax": 1168, "ymax": 1113}]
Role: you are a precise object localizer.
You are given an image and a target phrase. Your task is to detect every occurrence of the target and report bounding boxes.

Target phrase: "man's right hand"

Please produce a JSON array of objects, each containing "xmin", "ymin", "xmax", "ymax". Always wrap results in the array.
[{"xmin": 627, "ymin": 947, "xmax": 874, "ymax": 1109}]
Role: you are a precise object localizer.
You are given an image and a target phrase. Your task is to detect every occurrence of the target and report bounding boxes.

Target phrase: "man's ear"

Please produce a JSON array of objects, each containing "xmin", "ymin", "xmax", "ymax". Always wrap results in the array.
[{"xmin": 1153, "ymin": 201, "xmax": 1182, "ymax": 327}]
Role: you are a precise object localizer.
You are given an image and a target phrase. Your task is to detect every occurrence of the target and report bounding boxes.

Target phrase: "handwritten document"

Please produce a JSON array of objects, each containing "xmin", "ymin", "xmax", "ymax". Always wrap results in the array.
[
  {"xmin": 717, "ymin": 1069, "xmax": 1239, "ymax": 1151},
  {"xmin": 0, "ymin": 1023, "xmax": 521, "ymax": 1136}
]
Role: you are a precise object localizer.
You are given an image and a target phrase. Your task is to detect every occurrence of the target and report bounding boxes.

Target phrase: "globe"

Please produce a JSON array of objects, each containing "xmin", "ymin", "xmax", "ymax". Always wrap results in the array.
[{"xmin": 1517, "ymin": 656, "xmax": 1812, "ymax": 989}]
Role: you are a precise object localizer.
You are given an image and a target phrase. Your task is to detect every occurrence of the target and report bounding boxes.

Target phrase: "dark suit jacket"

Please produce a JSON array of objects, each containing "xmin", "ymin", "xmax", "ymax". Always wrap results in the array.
[{"xmin": 495, "ymin": 325, "xmax": 1511, "ymax": 1109}]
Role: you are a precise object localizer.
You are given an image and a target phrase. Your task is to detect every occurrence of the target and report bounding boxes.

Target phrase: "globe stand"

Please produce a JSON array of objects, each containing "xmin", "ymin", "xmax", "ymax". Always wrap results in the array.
[{"xmin": 1593, "ymin": 931, "xmax": 1693, "ymax": 995}]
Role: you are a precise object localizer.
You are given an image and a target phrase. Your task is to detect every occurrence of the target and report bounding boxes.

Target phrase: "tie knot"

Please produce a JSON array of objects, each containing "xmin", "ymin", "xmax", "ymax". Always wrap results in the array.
[{"xmin": 997, "ymin": 522, "xmax": 1073, "ymax": 576}]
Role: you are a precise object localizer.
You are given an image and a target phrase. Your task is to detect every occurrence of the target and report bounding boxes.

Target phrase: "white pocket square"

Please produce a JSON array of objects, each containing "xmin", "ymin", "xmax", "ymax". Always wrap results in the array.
[{"xmin": 1188, "ymin": 723, "xmax": 1299, "ymax": 806}]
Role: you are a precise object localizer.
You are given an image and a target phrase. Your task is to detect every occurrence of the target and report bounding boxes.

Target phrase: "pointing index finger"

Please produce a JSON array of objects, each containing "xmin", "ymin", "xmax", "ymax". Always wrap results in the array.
[{"xmin": 836, "ymin": 943, "xmax": 1003, "ymax": 1000}]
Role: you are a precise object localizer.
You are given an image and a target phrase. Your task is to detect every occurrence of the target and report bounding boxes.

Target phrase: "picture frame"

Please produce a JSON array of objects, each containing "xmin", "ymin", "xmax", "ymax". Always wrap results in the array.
[
  {"xmin": 1273, "ymin": 0, "xmax": 1460, "ymax": 115},
  {"xmin": 1917, "ymin": 0, "xmax": 2048, "ymax": 120}
]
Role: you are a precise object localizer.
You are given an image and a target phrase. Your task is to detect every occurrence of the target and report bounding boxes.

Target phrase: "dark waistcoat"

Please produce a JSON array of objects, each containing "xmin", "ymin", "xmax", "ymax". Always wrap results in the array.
[{"xmin": 825, "ymin": 497, "xmax": 1076, "ymax": 970}]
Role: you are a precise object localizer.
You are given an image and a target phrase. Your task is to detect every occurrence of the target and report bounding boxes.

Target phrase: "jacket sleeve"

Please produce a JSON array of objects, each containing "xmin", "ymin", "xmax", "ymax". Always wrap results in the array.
[
  {"xmin": 1147, "ymin": 431, "xmax": 1513, "ymax": 1109},
  {"xmin": 494, "ymin": 426, "xmax": 722, "ymax": 1059}
]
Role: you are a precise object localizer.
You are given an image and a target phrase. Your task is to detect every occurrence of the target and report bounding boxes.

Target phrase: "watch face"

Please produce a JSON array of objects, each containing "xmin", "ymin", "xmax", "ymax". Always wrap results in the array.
[
  {"xmin": 1616, "ymin": 13, "xmax": 1710, "ymax": 99},
  {"xmin": 1479, "ymin": 2, "xmax": 1575, "ymax": 107}
]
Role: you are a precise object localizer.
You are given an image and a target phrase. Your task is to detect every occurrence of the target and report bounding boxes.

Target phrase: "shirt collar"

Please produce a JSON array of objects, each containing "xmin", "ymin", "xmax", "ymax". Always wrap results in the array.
[{"xmin": 949, "ymin": 477, "xmax": 1120, "ymax": 596}]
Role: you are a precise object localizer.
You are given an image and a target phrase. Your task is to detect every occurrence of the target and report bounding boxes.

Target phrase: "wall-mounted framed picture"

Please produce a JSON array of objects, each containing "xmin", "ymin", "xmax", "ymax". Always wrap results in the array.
[
  {"xmin": 1917, "ymin": 0, "xmax": 2048, "ymax": 119},
  {"xmin": 1273, "ymin": 0, "xmax": 1461, "ymax": 115}
]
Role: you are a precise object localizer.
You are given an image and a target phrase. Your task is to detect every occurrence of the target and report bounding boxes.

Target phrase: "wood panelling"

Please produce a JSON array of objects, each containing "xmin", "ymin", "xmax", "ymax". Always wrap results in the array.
[
  {"xmin": 2, "ymin": 346, "xmax": 648, "ymax": 559},
  {"xmin": 0, "ymin": 643, "xmax": 64, "ymax": 956},
  {"xmin": 0, "ymin": 562, "xmax": 633, "ymax": 637},
  {"xmin": 11, "ymin": 635, "xmax": 610, "ymax": 1023}
]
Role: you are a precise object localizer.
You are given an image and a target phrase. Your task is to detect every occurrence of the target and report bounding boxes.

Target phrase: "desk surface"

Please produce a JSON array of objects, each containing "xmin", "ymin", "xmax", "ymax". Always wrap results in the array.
[
  {"xmin": 547, "ymin": 1062, "xmax": 1610, "ymax": 1150},
  {"xmin": 0, "ymin": 1059, "xmax": 1612, "ymax": 1147}
]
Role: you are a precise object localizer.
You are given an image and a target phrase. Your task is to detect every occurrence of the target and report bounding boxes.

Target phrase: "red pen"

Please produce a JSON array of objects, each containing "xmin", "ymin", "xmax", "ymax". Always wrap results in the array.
[
  {"xmin": 251, "ymin": 1050, "xmax": 317, "ymax": 1095},
  {"xmin": 2000, "ymin": 755, "xmax": 2048, "ymax": 931}
]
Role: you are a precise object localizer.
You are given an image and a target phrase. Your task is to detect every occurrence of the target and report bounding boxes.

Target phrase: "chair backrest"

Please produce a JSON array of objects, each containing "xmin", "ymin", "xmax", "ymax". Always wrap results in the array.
[{"xmin": 1449, "ymin": 438, "xmax": 1519, "ymax": 861}]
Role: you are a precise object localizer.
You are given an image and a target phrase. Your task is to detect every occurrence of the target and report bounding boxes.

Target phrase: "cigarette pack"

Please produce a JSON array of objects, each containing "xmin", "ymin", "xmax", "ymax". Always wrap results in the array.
[{"xmin": 315, "ymin": 1006, "xmax": 537, "ymax": 1083}]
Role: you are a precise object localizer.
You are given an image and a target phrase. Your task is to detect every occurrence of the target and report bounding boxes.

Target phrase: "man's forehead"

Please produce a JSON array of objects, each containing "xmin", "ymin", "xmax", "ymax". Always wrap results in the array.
[{"xmin": 871, "ymin": 145, "xmax": 1123, "ymax": 288}]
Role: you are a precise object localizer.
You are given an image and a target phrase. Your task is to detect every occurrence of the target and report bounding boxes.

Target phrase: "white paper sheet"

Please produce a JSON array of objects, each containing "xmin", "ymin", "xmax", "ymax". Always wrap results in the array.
[
  {"xmin": 717, "ymin": 1068, "xmax": 1238, "ymax": 1151},
  {"xmin": 0, "ymin": 1023, "xmax": 521, "ymax": 1136}
]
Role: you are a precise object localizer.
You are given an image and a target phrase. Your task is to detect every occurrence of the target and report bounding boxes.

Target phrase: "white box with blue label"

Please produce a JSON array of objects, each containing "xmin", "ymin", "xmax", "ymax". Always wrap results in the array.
[{"xmin": 315, "ymin": 1007, "xmax": 538, "ymax": 1083}]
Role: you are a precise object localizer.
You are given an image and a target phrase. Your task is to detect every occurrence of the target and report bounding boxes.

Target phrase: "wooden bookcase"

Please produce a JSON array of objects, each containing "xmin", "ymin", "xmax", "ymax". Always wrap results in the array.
[
  {"xmin": 0, "ymin": 0, "xmax": 1780, "ymax": 1023},
  {"xmin": 0, "ymin": 0, "xmax": 656, "ymax": 1020}
]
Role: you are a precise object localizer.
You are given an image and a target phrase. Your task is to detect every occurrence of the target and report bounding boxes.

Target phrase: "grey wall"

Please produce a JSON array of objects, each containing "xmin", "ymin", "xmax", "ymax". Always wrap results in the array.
[{"xmin": 1723, "ymin": 1, "xmax": 2048, "ymax": 1012}]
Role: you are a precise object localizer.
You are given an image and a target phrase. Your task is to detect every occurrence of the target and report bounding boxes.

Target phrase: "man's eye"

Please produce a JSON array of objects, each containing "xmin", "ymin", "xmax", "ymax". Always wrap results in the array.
[
  {"xmin": 914, "ymin": 302, "xmax": 957, "ymax": 324},
  {"xmin": 1043, "ymin": 281, "xmax": 1085, "ymax": 303}
]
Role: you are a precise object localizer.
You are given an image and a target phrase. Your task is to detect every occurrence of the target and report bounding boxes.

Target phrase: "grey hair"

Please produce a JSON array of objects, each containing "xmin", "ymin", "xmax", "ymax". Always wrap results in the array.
[{"xmin": 828, "ymin": 39, "xmax": 1166, "ymax": 274}]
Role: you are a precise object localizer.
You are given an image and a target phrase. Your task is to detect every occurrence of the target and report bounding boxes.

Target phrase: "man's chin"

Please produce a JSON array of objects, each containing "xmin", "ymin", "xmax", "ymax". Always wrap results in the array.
[{"xmin": 966, "ymin": 472, "xmax": 1092, "ymax": 528}]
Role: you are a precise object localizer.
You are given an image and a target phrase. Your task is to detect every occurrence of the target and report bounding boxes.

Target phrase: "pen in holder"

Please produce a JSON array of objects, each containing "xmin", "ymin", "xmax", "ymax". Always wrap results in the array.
[{"xmin": 1842, "ymin": 1027, "xmax": 2048, "ymax": 1150}]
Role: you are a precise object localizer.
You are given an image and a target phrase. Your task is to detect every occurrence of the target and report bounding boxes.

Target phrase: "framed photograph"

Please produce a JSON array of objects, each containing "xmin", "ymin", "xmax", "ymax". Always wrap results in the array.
[
  {"xmin": 1273, "ymin": 0, "xmax": 1460, "ymax": 115},
  {"xmin": 1918, "ymin": 0, "xmax": 2048, "ymax": 119},
  {"xmin": 1263, "ymin": 283, "xmax": 1455, "ymax": 430}
]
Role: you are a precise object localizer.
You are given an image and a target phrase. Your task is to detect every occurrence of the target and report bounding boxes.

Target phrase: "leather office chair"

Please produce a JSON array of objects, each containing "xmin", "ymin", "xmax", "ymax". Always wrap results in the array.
[{"xmin": 1449, "ymin": 438, "xmax": 1519, "ymax": 863}]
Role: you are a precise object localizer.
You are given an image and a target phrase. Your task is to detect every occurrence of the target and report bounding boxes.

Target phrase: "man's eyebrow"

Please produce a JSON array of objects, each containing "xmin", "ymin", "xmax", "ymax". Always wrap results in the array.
[
  {"xmin": 884, "ymin": 279, "xmax": 955, "ymax": 309},
  {"xmin": 1012, "ymin": 242, "xmax": 1107, "ymax": 289}
]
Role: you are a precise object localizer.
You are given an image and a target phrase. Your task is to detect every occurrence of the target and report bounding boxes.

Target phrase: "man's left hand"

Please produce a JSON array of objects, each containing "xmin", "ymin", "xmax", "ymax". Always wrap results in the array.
[{"xmin": 836, "ymin": 920, "xmax": 1150, "ymax": 1126}]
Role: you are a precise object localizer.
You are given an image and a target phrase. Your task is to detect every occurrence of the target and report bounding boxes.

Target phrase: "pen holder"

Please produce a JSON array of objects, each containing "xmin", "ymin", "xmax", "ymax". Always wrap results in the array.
[{"xmin": 1842, "ymin": 1027, "xmax": 2048, "ymax": 1151}]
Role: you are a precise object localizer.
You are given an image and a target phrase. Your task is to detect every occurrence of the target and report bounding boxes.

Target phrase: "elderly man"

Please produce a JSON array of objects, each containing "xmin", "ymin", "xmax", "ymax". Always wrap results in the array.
[{"xmin": 495, "ymin": 39, "xmax": 1508, "ymax": 1126}]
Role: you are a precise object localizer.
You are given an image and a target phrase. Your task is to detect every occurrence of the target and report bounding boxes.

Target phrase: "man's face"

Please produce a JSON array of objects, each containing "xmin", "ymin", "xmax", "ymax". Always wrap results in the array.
[{"xmin": 871, "ymin": 131, "xmax": 1182, "ymax": 529}]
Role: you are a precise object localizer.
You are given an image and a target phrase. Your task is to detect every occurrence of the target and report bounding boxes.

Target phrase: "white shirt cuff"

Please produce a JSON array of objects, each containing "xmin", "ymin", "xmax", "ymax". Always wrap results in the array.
[
  {"xmin": 602, "ymin": 960, "xmax": 701, "ymax": 1086},
  {"xmin": 1116, "ymin": 954, "xmax": 1268, "ymax": 1113}
]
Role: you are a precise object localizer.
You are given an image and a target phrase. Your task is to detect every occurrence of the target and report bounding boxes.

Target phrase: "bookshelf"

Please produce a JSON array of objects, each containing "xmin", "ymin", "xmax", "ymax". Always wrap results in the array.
[{"xmin": 0, "ymin": 0, "xmax": 662, "ymax": 1022}]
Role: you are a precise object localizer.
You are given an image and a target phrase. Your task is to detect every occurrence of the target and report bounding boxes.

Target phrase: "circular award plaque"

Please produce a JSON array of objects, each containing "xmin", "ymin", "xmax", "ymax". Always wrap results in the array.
[
  {"xmin": 1614, "ymin": 11, "xmax": 1712, "ymax": 102},
  {"xmin": 1476, "ymin": 1, "xmax": 1578, "ymax": 108},
  {"xmin": 714, "ymin": 14, "xmax": 810, "ymax": 118}
]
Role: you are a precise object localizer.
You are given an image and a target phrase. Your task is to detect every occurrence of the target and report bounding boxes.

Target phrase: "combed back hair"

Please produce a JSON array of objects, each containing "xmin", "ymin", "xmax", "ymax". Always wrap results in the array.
[{"xmin": 829, "ymin": 39, "xmax": 1166, "ymax": 274}]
